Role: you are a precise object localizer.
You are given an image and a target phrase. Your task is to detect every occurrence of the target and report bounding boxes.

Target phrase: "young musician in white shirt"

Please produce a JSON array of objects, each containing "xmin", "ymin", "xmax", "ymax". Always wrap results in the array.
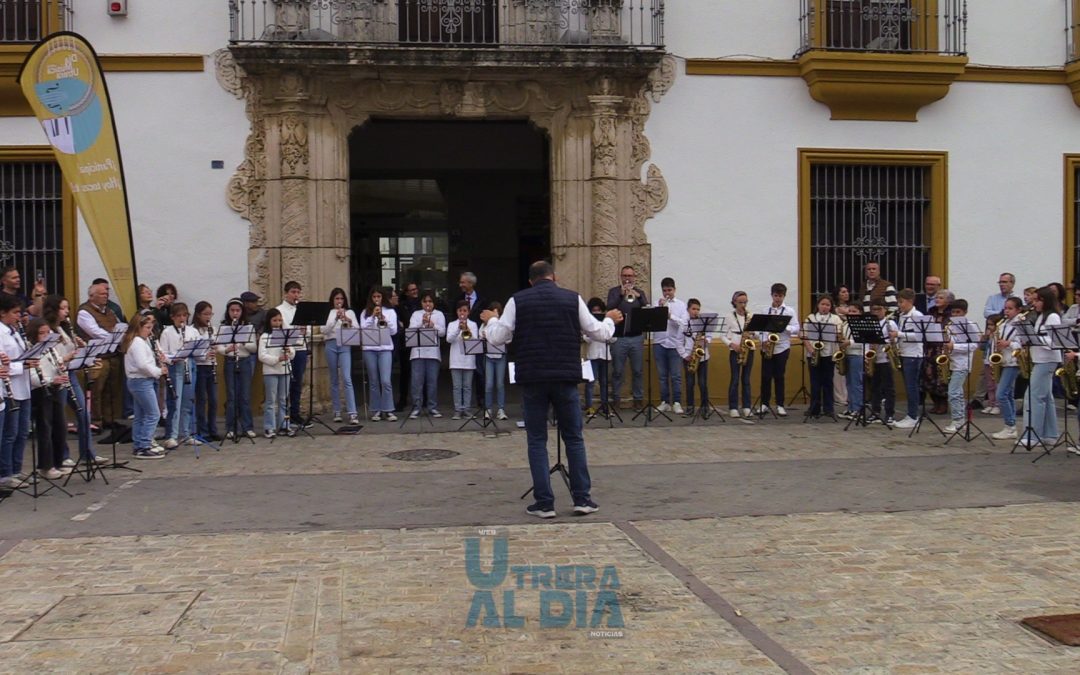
[
  {"xmin": 123, "ymin": 314, "xmax": 167, "ymax": 459},
  {"xmin": 583, "ymin": 298, "xmax": 615, "ymax": 416},
  {"xmin": 803, "ymin": 294, "xmax": 846, "ymax": 418},
  {"xmin": 27, "ymin": 318, "xmax": 69, "ymax": 478},
  {"xmin": 758, "ymin": 282, "xmax": 799, "ymax": 416},
  {"xmin": 192, "ymin": 301, "xmax": 219, "ymax": 441},
  {"xmin": 275, "ymin": 281, "xmax": 308, "ymax": 428},
  {"xmin": 868, "ymin": 301, "xmax": 898, "ymax": 426},
  {"xmin": 323, "ymin": 287, "xmax": 360, "ymax": 425},
  {"xmin": 481, "ymin": 301, "xmax": 509, "ymax": 420},
  {"xmin": 447, "ymin": 300, "xmax": 478, "ymax": 420},
  {"xmin": 991, "ymin": 297, "xmax": 1024, "ymax": 439},
  {"xmin": 1021, "ymin": 286, "xmax": 1062, "ymax": 447},
  {"xmin": 0, "ymin": 295, "xmax": 32, "ymax": 488},
  {"xmin": 359, "ymin": 286, "xmax": 399, "ymax": 422},
  {"xmin": 654, "ymin": 277, "xmax": 688, "ymax": 414},
  {"xmin": 258, "ymin": 309, "xmax": 295, "ymax": 437},
  {"xmin": 217, "ymin": 298, "xmax": 258, "ymax": 440},
  {"xmin": 724, "ymin": 291, "xmax": 754, "ymax": 418},
  {"xmin": 407, "ymin": 291, "xmax": 446, "ymax": 419},
  {"xmin": 158, "ymin": 302, "xmax": 200, "ymax": 449},
  {"xmin": 677, "ymin": 298, "xmax": 710, "ymax": 416},
  {"xmin": 943, "ymin": 300, "xmax": 977, "ymax": 434},
  {"xmin": 892, "ymin": 288, "xmax": 926, "ymax": 429}
]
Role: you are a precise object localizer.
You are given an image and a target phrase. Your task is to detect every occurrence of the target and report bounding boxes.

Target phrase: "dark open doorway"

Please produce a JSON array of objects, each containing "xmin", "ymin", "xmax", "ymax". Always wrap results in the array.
[{"xmin": 349, "ymin": 119, "xmax": 550, "ymax": 308}]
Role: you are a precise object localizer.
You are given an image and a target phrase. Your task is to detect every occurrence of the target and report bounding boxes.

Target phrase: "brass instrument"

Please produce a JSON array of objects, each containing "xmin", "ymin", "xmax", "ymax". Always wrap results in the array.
[
  {"xmin": 375, "ymin": 306, "xmax": 387, "ymax": 329},
  {"xmin": 762, "ymin": 332, "xmax": 780, "ymax": 359},
  {"xmin": 884, "ymin": 343, "xmax": 903, "ymax": 372},
  {"xmin": 622, "ymin": 282, "xmax": 637, "ymax": 303},
  {"xmin": 460, "ymin": 320, "xmax": 472, "ymax": 340},
  {"xmin": 422, "ymin": 311, "xmax": 433, "ymax": 328},
  {"xmin": 736, "ymin": 334, "xmax": 757, "ymax": 366},
  {"xmin": 1015, "ymin": 346, "xmax": 1033, "ymax": 379},
  {"xmin": 864, "ymin": 348, "xmax": 876, "ymax": 377},
  {"xmin": 688, "ymin": 333, "xmax": 706, "ymax": 374},
  {"xmin": 810, "ymin": 340, "xmax": 825, "ymax": 367},
  {"xmin": 832, "ymin": 349, "xmax": 847, "ymax": 376},
  {"xmin": 1056, "ymin": 358, "xmax": 1080, "ymax": 401},
  {"xmin": 988, "ymin": 323, "xmax": 1004, "ymax": 381}
]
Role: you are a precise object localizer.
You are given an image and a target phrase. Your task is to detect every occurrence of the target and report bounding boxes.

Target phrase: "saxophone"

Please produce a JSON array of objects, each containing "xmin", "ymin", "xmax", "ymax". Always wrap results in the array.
[
  {"xmin": 885, "ymin": 343, "xmax": 903, "ymax": 372},
  {"xmin": 737, "ymin": 333, "xmax": 757, "ymax": 366},
  {"xmin": 687, "ymin": 333, "xmax": 706, "ymax": 374},
  {"xmin": 762, "ymin": 332, "xmax": 780, "ymax": 359},
  {"xmin": 1056, "ymin": 358, "xmax": 1080, "ymax": 400},
  {"xmin": 864, "ymin": 348, "xmax": 876, "ymax": 377},
  {"xmin": 810, "ymin": 339, "xmax": 824, "ymax": 367},
  {"xmin": 988, "ymin": 323, "xmax": 1004, "ymax": 382}
]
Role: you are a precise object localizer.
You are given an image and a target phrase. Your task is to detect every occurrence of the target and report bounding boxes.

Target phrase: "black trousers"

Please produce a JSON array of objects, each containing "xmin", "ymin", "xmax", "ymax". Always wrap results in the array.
[
  {"xmin": 32, "ymin": 387, "xmax": 67, "ymax": 471},
  {"xmin": 759, "ymin": 349, "xmax": 789, "ymax": 407}
]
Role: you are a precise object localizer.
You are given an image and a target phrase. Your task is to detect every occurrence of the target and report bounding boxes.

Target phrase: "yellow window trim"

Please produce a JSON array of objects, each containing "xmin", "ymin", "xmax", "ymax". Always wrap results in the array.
[
  {"xmin": 686, "ymin": 61, "xmax": 1067, "ymax": 86},
  {"xmin": 0, "ymin": 146, "xmax": 78, "ymax": 304},
  {"xmin": 1064, "ymin": 155, "xmax": 1080, "ymax": 292},
  {"xmin": 797, "ymin": 148, "xmax": 948, "ymax": 318}
]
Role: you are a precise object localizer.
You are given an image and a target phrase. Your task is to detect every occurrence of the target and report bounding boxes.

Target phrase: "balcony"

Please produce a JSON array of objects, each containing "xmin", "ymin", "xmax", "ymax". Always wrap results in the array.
[
  {"xmin": 1065, "ymin": 0, "xmax": 1080, "ymax": 106},
  {"xmin": 228, "ymin": 0, "xmax": 664, "ymax": 74},
  {"xmin": 794, "ymin": 0, "xmax": 968, "ymax": 121}
]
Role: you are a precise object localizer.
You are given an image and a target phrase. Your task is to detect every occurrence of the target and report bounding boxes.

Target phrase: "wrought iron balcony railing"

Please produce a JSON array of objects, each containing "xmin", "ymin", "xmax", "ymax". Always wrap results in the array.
[
  {"xmin": 796, "ymin": 0, "xmax": 966, "ymax": 57},
  {"xmin": 0, "ymin": 0, "xmax": 73, "ymax": 43},
  {"xmin": 229, "ymin": 0, "xmax": 664, "ymax": 49},
  {"xmin": 1068, "ymin": 1, "xmax": 1080, "ymax": 63}
]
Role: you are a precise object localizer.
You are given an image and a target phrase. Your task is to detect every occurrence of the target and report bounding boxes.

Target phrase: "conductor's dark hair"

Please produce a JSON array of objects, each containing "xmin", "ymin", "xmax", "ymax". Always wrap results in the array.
[{"xmin": 528, "ymin": 260, "xmax": 554, "ymax": 282}]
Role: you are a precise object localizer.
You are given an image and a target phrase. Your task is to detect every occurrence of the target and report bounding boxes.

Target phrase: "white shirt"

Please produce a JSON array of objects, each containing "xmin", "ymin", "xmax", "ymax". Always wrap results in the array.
[
  {"xmin": 358, "ymin": 308, "xmax": 398, "ymax": 352},
  {"xmin": 1031, "ymin": 313, "xmax": 1063, "ymax": 364},
  {"xmin": 408, "ymin": 309, "xmax": 446, "ymax": 361},
  {"xmin": 484, "ymin": 295, "xmax": 616, "ymax": 350},
  {"xmin": 723, "ymin": 311, "xmax": 753, "ymax": 350},
  {"xmin": 948, "ymin": 338, "xmax": 977, "ymax": 370},
  {"xmin": 215, "ymin": 322, "xmax": 258, "ymax": 359},
  {"xmin": 585, "ymin": 330, "xmax": 616, "ymax": 361},
  {"xmin": 676, "ymin": 331, "xmax": 710, "ymax": 362},
  {"xmin": 275, "ymin": 301, "xmax": 307, "ymax": 352},
  {"xmin": 803, "ymin": 312, "xmax": 844, "ymax": 357},
  {"xmin": 0, "ymin": 324, "xmax": 29, "ymax": 400},
  {"xmin": 158, "ymin": 324, "xmax": 200, "ymax": 362},
  {"xmin": 77, "ymin": 306, "xmax": 111, "ymax": 340},
  {"xmin": 759, "ymin": 303, "xmax": 799, "ymax": 354},
  {"xmin": 323, "ymin": 308, "xmax": 360, "ymax": 344},
  {"xmin": 874, "ymin": 319, "xmax": 899, "ymax": 363},
  {"xmin": 896, "ymin": 308, "xmax": 926, "ymax": 358},
  {"xmin": 446, "ymin": 318, "xmax": 478, "ymax": 369},
  {"xmin": 125, "ymin": 336, "xmax": 162, "ymax": 380},
  {"xmin": 654, "ymin": 297, "xmax": 688, "ymax": 349},
  {"xmin": 996, "ymin": 318, "xmax": 1022, "ymax": 367},
  {"xmin": 258, "ymin": 332, "xmax": 296, "ymax": 375},
  {"xmin": 195, "ymin": 325, "xmax": 217, "ymax": 367}
]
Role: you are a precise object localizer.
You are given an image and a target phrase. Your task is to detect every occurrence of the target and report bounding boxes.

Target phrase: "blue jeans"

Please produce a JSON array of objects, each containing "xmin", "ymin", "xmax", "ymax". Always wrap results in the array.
[
  {"xmin": 410, "ymin": 358, "xmax": 440, "ymax": 412},
  {"xmin": 845, "ymin": 354, "xmax": 864, "ymax": 413},
  {"xmin": 263, "ymin": 374, "xmax": 288, "ymax": 431},
  {"xmin": 948, "ymin": 369, "xmax": 969, "ymax": 423},
  {"xmin": 485, "ymin": 356, "xmax": 507, "ymax": 410},
  {"xmin": 728, "ymin": 350, "xmax": 754, "ymax": 410},
  {"xmin": 362, "ymin": 350, "xmax": 394, "ymax": 413},
  {"xmin": 68, "ymin": 374, "xmax": 92, "ymax": 460},
  {"xmin": 224, "ymin": 354, "xmax": 255, "ymax": 434},
  {"xmin": 165, "ymin": 360, "xmax": 195, "ymax": 440},
  {"xmin": 585, "ymin": 359, "xmax": 609, "ymax": 409},
  {"xmin": 521, "ymin": 381, "xmax": 592, "ymax": 509},
  {"xmin": 128, "ymin": 376, "xmax": 159, "ymax": 450},
  {"xmin": 325, "ymin": 339, "xmax": 357, "ymax": 416},
  {"xmin": 653, "ymin": 344, "xmax": 683, "ymax": 405},
  {"xmin": 611, "ymin": 335, "xmax": 644, "ymax": 402},
  {"xmin": 289, "ymin": 349, "xmax": 309, "ymax": 421},
  {"xmin": 901, "ymin": 356, "xmax": 923, "ymax": 420},
  {"xmin": 1, "ymin": 400, "xmax": 29, "ymax": 477},
  {"xmin": 452, "ymin": 368, "xmax": 473, "ymax": 412},
  {"xmin": 195, "ymin": 364, "xmax": 218, "ymax": 437},
  {"xmin": 996, "ymin": 366, "xmax": 1020, "ymax": 427},
  {"xmin": 1024, "ymin": 362, "xmax": 1059, "ymax": 444}
]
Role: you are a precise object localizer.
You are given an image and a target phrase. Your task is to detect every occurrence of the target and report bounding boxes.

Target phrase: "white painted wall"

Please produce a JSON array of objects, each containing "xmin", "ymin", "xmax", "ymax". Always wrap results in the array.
[{"xmin": 72, "ymin": 0, "xmax": 232, "ymax": 54}]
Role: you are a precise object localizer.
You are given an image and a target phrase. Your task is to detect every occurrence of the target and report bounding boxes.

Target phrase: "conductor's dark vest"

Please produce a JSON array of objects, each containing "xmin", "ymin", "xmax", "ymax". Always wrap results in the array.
[{"xmin": 512, "ymin": 279, "xmax": 582, "ymax": 384}]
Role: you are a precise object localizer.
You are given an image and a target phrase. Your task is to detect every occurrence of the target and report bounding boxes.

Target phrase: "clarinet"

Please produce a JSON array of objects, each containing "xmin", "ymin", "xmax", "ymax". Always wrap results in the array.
[
  {"xmin": 149, "ymin": 334, "xmax": 178, "ymax": 400},
  {"xmin": 231, "ymin": 319, "xmax": 241, "ymax": 374},
  {"xmin": 47, "ymin": 346, "xmax": 81, "ymax": 412},
  {"xmin": 63, "ymin": 318, "xmax": 86, "ymax": 349},
  {"xmin": 178, "ymin": 324, "xmax": 191, "ymax": 385},
  {"xmin": 0, "ymin": 345, "xmax": 16, "ymax": 413},
  {"xmin": 206, "ymin": 324, "xmax": 217, "ymax": 385}
]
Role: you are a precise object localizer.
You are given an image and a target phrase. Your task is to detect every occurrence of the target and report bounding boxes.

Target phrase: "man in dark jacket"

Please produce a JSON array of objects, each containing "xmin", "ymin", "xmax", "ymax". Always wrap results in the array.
[{"xmin": 482, "ymin": 261, "xmax": 622, "ymax": 518}]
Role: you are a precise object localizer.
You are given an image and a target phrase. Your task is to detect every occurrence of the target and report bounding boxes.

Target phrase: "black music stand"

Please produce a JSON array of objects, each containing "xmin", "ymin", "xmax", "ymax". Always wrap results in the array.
[
  {"xmin": 294, "ymin": 301, "xmax": 334, "ymax": 434},
  {"xmin": 400, "ymin": 326, "xmax": 440, "ymax": 430},
  {"xmin": 1008, "ymin": 322, "xmax": 1049, "ymax": 457},
  {"xmin": 458, "ymin": 338, "xmax": 509, "ymax": 436},
  {"xmin": 801, "ymin": 320, "xmax": 839, "ymax": 423},
  {"xmin": 687, "ymin": 314, "xmax": 725, "ymax": 424},
  {"xmin": 62, "ymin": 346, "xmax": 109, "ymax": 484},
  {"xmin": 943, "ymin": 318, "xmax": 992, "ymax": 446},
  {"xmin": 630, "ymin": 306, "xmax": 671, "ymax": 425},
  {"xmin": 789, "ymin": 337, "xmax": 811, "ymax": 407},
  {"xmin": 1040, "ymin": 324, "xmax": 1080, "ymax": 461},
  {"xmin": 215, "ymin": 324, "xmax": 257, "ymax": 445},
  {"xmin": 844, "ymin": 315, "xmax": 887, "ymax": 431},
  {"xmin": 267, "ymin": 327, "xmax": 307, "ymax": 442},
  {"xmin": 332, "ymin": 325, "xmax": 364, "ymax": 435},
  {"xmin": 586, "ymin": 313, "xmax": 622, "ymax": 427},
  {"xmin": 519, "ymin": 411, "xmax": 572, "ymax": 501},
  {"xmin": 747, "ymin": 313, "xmax": 791, "ymax": 419},
  {"xmin": 902, "ymin": 315, "xmax": 947, "ymax": 439},
  {"xmin": 92, "ymin": 326, "xmax": 143, "ymax": 470}
]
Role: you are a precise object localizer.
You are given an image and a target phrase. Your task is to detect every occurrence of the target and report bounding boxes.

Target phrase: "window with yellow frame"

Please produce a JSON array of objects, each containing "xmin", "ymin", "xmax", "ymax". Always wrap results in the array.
[
  {"xmin": 798, "ymin": 149, "xmax": 948, "ymax": 317},
  {"xmin": 0, "ymin": 0, "xmax": 70, "ymax": 43},
  {"xmin": 0, "ymin": 147, "xmax": 77, "ymax": 303},
  {"xmin": 800, "ymin": 0, "xmax": 944, "ymax": 53}
]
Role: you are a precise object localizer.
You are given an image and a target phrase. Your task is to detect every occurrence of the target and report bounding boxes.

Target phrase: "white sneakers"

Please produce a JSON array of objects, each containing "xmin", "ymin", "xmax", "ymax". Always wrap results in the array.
[
  {"xmin": 672, "ymin": 402, "xmax": 684, "ymax": 415},
  {"xmin": 657, "ymin": 402, "xmax": 672, "ymax": 413},
  {"xmin": 992, "ymin": 426, "xmax": 1018, "ymax": 440},
  {"xmin": 729, "ymin": 409, "xmax": 740, "ymax": 418},
  {"xmin": 982, "ymin": 406, "xmax": 1000, "ymax": 415},
  {"xmin": 742, "ymin": 408, "xmax": 752, "ymax": 418},
  {"xmin": 893, "ymin": 417, "xmax": 917, "ymax": 429},
  {"xmin": 943, "ymin": 423, "xmax": 960, "ymax": 434},
  {"xmin": 776, "ymin": 406, "xmax": 788, "ymax": 417},
  {"xmin": 497, "ymin": 409, "xmax": 508, "ymax": 420},
  {"xmin": 163, "ymin": 438, "xmax": 179, "ymax": 449}
]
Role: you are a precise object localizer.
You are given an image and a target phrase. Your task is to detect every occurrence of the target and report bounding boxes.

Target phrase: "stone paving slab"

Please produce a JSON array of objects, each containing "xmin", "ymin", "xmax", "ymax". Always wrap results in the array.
[
  {"xmin": 635, "ymin": 503, "xmax": 1080, "ymax": 674},
  {"xmin": 0, "ymin": 524, "xmax": 779, "ymax": 673}
]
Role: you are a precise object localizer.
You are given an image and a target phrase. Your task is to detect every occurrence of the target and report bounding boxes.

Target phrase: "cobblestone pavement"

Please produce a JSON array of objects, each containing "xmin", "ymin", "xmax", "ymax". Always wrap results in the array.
[{"xmin": 0, "ymin": 415, "xmax": 1078, "ymax": 672}]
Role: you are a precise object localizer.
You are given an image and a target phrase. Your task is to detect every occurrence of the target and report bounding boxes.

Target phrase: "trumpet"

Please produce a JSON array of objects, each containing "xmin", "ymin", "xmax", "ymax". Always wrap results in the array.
[
  {"xmin": 762, "ymin": 332, "xmax": 780, "ymax": 359},
  {"xmin": 375, "ymin": 306, "xmax": 387, "ymax": 329},
  {"xmin": 460, "ymin": 320, "xmax": 472, "ymax": 340},
  {"xmin": 737, "ymin": 334, "xmax": 757, "ymax": 366},
  {"xmin": 688, "ymin": 333, "xmax": 706, "ymax": 374},
  {"xmin": 622, "ymin": 283, "xmax": 637, "ymax": 303},
  {"xmin": 864, "ymin": 348, "xmax": 876, "ymax": 377}
]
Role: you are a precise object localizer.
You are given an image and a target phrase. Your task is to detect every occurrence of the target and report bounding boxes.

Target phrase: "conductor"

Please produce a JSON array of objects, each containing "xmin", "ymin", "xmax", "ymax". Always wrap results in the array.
[{"xmin": 482, "ymin": 261, "xmax": 623, "ymax": 518}]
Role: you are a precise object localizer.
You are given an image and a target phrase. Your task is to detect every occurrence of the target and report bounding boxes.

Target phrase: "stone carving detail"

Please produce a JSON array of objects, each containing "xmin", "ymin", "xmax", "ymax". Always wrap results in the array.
[
  {"xmin": 280, "ymin": 180, "xmax": 311, "ymax": 246},
  {"xmin": 213, "ymin": 48, "xmax": 246, "ymax": 100},
  {"xmin": 630, "ymin": 164, "xmax": 668, "ymax": 242},
  {"xmin": 631, "ymin": 245, "xmax": 652, "ymax": 293},
  {"xmin": 592, "ymin": 115, "xmax": 617, "ymax": 178},
  {"xmin": 439, "ymin": 81, "xmax": 465, "ymax": 116},
  {"xmin": 281, "ymin": 247, "xmax": 308, "ymax": 290},
  {"xmin": 591, "ymin": 246, "xmax": 619, "ymax": 298},
  {"xmin": 279, "ymin": 115, "xmax": 309, "ymax": 176},
  {"xmin": 591, "ymin": 181, "xmax": 618, "ymax": 245},
  {"xmin": 646, "ymin": 54, "xmax": 678, "ymax": 103},
  {"xmin": 251, "ymin": 248, "xmax": 270, "ymax": 302}
]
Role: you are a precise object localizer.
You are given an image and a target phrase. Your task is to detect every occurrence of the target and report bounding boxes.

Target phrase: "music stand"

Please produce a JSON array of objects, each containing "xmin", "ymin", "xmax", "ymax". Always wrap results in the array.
[
  {"xmin": 586, "ymin": 314, "xmax": 623, "ymax": 427},
  {"xmin": 267, "ymin": 328, "xmax": 307, "ymax": 442},
  {"xmin": 62, "ymin": 346, "xmax": 109, "ymax": 483},
  {"xmin": 687, "ymin": 314, "xmax": 726, "ymax": 424},
  {"xmin": 1008, "ymin": 322, "xmax": 1049, "ymax": 456},
  {"xmin": 172, "ymin": 338, "xmax": 216, "ymax": 456},
  {"xmin": 943, "ymin": 318, "xmax": 992, "ymax": 446},
  {"xmin": 1040, "ymin": 324, "xmax": 1080, "ymax": 461},
  {"xmin": 458, "ymin": 338, "xmax": 509, "ymax": 435},
  {"xmin": 334, "ymin": 326, "xmax": 364, "ymax": 434},
  {"xmin": 215, "ymin": 324, "xmax": 257, "ymax": 445},
  {"xmin": 400, "ymin": 327, "xmax": 440, "ymax": 430},
  {"xmin": 746, "ymin": 313, "xmax": 792, "ymax": 419},
  {"xmin": 629, "ymin": 306, "xmax": 671, "ymax": 425},
  {"xmin": 801, "ymin": 321, "xmax": 839, "ymax": 423},
  {"xmin": 901, "ymin": 316, "xmax": 947, "ymax": 439},
  {"xmin": 844, "ymin": 315, "xmax": 887, "ymax": 431},
  {"xmin": 293, "ymin": 301, "xmax": 334, "ymax": 433}
]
